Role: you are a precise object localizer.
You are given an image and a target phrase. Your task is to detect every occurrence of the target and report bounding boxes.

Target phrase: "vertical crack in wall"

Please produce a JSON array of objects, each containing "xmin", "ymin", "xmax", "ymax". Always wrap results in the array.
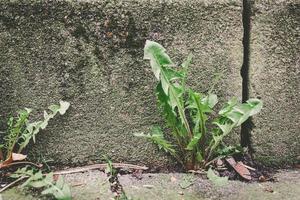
[{"xmin": 241, "ymin": 0, "xmax": 253, "ymax": 152}]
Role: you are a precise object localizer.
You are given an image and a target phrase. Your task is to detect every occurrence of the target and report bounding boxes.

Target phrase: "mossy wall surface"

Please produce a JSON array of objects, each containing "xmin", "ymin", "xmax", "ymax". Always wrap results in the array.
[
  {"xmin": 250, "ymin": 1, "xmax": 300, "ymax": 166},
  {"xmin": 0, "ymin": 0, "xmax": 243, "ymax": 168}
]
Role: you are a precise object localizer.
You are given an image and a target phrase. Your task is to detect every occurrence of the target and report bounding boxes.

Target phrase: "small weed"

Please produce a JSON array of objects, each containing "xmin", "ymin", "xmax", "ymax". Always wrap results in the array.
[
  {"xmin": 0, "ymin": 101, "xmax": 70, "ymax": 168},
  {"xmin": 135, "ymin": 41, "xmax": 263, "ymax": 170},
  {"xmin": 10, "ymin": 167, "xmax": 71, "ymax": 200},
  {"xmin": 105, "ymin": 157, "xmax": 130, "ymax": 200}
]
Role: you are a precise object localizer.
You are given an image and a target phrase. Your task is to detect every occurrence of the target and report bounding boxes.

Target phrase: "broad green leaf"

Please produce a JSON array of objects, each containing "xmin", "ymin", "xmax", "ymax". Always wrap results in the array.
[
  {"xmin": 144, "ymin": 40, "xmax": 173, "ymax": 80},
  {"xmin": 144, "ymin": 40, "xmax": 191, "ymax": 137},
  {"xmin": 207, "ymin": 168, "xmax": 228, "ymax": 187},
  {"xmin": 186, "ymin": 134, "xmax": 201, "ymax": 151}
]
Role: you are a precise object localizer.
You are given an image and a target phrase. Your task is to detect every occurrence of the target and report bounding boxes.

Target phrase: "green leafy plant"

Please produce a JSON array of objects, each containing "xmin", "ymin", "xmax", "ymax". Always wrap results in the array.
[
  {"xmin": 10, "ymin": 167, "xmax": 71, "ymax": 200},
  {"xmin": 0, "ymin": 101, "xmax": 70, "ymax": 168},
  {"xmin": 105, "ymin": 157, "xmax": 129, "ymax": 200},
  {"xmin": 136, "ymin": 40, "xmax": 262, "ymax": 170}
]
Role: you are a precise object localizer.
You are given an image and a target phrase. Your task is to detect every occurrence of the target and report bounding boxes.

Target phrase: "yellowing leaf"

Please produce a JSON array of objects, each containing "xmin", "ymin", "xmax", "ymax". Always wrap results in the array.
[{"xmin": 12, "ymin": 153, "xmax": 27, "ymax": 161}]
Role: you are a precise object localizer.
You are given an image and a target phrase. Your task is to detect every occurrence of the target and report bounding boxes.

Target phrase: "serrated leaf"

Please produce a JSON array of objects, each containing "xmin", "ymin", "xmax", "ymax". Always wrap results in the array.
[
  {"xmin": 134, "ymin": 126, "xmax": 176, "ymax": 156},
  {"xmin": 59, "ymin": 101, "xmax": 70, "ymax": 115},
  {"xmin": 207, "ymin": 168, "xmax": 228, "ymax": 187},
  {"xmin": 202, "ymin": 93, "xmax": 218, "ymax": 109},
  {"xmin": 12, "ymin": 167, "xmax": 72, "ymax": 200},
  {"xmin": 186, "ymin": 134, "xmax": 201, "ymax": 151},
  {"xmin": 28, "ymin": 180, "xmax": 48, "ymax": 188},
  {"xmin": 219, "ymin": 97, "xmax": 238, "ymax": 115},
  {"xmin": 17, "ymin": 101, "xmax": 70, "ymax": 153},
  {"xmin": 212, "ymin": 122, "xmax": 232, "ymax": 135},
  {"xmin": 247, "ymin": 98, "xmax": 263, "ymax": 116},
  {"xmin": 48, "ymin": 104, "xmax": 60, "ymax": 113}
]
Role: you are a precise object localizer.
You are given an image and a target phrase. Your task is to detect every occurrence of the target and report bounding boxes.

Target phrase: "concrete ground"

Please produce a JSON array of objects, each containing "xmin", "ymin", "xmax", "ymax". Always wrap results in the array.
[{"xmin": 1, "ymin": 169, "xmax": 299, "ymax": 200}]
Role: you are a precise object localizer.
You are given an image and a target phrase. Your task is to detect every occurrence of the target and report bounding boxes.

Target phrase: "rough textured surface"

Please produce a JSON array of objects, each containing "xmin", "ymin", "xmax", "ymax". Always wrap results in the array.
[
  {"xmin": 2, "ymin": 170, "xmax": 300, "ymax": 199},
  {"xmin": 0, "ymin": 0, "xmax": 243, "ymax": 168},
  {"xmin": 249, "ymin": 1, "xmax": 300, "ymax": 166}
]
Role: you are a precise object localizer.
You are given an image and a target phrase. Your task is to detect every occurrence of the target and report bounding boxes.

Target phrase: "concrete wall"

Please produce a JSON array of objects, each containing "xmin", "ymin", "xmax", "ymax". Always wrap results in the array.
[
  {"xmin": 250, "ymin": 0, "xmax": 300, "ymax": 166},
  {"xmin": 0, "ymin": 0, "xmax": 243, "ymax": 169},
  {"xmin": 0, "ymin": 0, "xmax": 298, "ymax": 168}
]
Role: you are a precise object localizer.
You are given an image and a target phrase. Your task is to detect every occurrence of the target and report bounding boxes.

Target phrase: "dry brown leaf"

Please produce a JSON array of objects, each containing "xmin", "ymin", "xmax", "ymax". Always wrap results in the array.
[
  {"xmin": 12, "ymin": 153, "xmax": 27, "ymax": 161},
  {"xmin": 0, "ymin": 154, "xmax": 13, "ymax": 169},
  {"xmin": 225, "ymin": 157, "xmax": 251, "ymax": 181},
  {"xmin": 235, "ymin": 162, "xmax": 251, "ymax": 181}
]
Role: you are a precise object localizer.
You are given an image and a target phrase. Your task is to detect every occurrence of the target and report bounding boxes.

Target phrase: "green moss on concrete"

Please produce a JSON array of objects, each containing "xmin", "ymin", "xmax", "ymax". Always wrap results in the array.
[
  {"xmin": 250, "ymin": 1, "xmax": 300, "ymax": 167},
  {"xmin": 0, "ymin": 0, "xmax": 243, "ymax": 168}
]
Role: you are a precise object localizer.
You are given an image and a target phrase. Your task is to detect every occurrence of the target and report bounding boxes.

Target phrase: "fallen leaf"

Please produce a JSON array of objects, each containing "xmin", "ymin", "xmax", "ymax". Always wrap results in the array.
[
  {"xmin": 12, "ymin": 153, "xmax": 27, "ymax": 161},
  {"xmin": 225, "ymin": 157, "xmax": 236, "ymax": 166},
  {"xmin": 235, "ymin": 162, "xmax": 251, "ymax": 181},
  {"xmin": 225, "ymin": 157, "xmax": 251, "ymax": 181},
  {"xmin": 0, "ymin": 155, "xmax": 13, "ymax": 169}
]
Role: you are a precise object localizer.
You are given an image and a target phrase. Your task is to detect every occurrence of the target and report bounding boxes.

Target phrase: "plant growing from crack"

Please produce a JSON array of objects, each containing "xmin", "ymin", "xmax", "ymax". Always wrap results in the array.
[
  {"xmin": 0, "ymin": 101, "xmax": 70, "ymax": 168},
  {"xmin": 10, "ymin": 167, "xmax": 72, "ymax": 200},
  {"xmin": 135, "ymin": 40, "xmax": 262, "ymax": 170},
  {"xmin": 105, "ymin": 157, "xmax": 130, "ymax": 200}
]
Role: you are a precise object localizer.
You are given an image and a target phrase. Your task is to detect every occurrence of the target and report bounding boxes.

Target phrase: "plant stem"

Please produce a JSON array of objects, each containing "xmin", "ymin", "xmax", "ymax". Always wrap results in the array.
[
  {"xmin": 160, "ymin": 69, "xmax": 192, "ymax": 138},
  {"xmin": 194, "ymin": 95, "xmax": 206, "ymax": 155}
]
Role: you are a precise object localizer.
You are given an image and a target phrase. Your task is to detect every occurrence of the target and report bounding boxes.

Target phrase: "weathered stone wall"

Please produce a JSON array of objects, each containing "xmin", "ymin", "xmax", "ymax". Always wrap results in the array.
[
  {"xmin": 250, "ymin": 1, "xmax": 300, "ymax": 166},
  {"xmin": 0, "ymin": 0, "xmax": 243, "ymax": 168}
]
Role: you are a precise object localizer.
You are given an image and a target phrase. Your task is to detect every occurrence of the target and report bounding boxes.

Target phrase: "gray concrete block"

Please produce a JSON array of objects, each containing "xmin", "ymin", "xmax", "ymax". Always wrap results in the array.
[
  {"xmin": 250, "ymin": 1, "xmax": 300, "ymax": 166},
  {"xmin": 0, "ymin": 0, "xmax": 243, "ymax": 168}
]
